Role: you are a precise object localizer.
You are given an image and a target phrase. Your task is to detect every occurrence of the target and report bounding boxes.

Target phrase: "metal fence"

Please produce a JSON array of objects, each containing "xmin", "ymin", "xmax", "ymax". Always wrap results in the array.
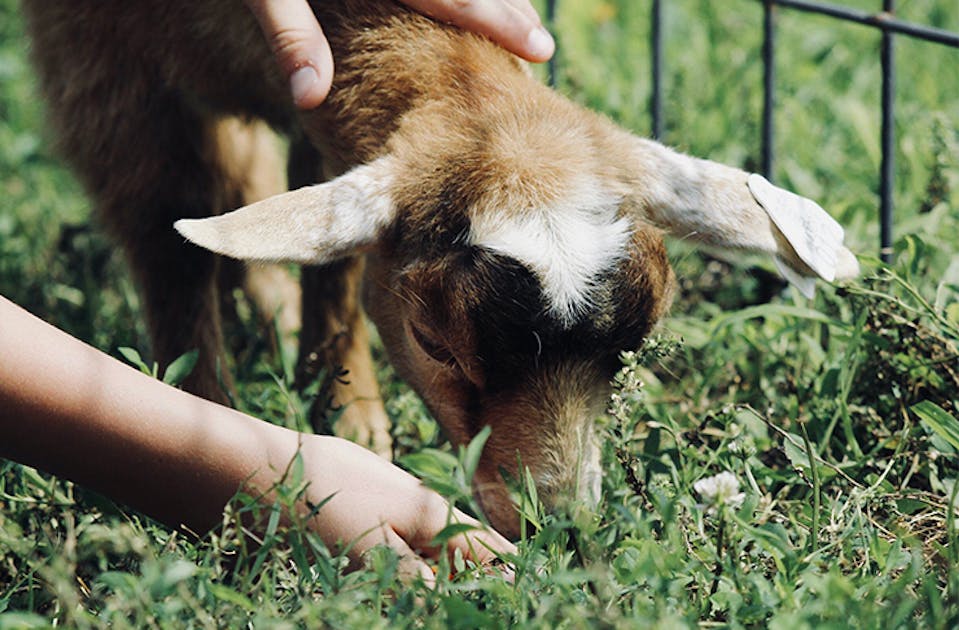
[{"xmin": 546, "ymin": 0, "xmax": 959, "ymax": 263}]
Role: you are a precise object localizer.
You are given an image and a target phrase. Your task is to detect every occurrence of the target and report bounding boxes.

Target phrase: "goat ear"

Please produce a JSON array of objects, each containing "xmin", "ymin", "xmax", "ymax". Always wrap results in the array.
[
  {"xmin": 175, "ymin": 157, "xmax": 395, "ymax": 264},
  {"xmin": 624, "ymin": 137, "xmax": 859, "ymax": 297}
]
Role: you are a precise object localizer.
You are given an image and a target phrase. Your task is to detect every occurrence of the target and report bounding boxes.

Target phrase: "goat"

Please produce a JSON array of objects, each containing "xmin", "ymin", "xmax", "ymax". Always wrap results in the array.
[{"xmin": 23, "ymin": 0, "xmax": 857, "ymax": 537}]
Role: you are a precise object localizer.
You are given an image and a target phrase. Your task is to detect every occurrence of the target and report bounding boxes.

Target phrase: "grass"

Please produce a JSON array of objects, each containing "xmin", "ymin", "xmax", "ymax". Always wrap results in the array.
[{"xmin": 2, "ymin": 0, "xmax": 959, "ymax": 626}]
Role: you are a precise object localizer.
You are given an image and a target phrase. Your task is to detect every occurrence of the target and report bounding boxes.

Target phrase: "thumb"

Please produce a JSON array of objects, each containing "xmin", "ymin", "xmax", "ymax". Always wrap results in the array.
[{"xmin": 245, "ymin": 0, "xmax": 335, "ymax": 109}]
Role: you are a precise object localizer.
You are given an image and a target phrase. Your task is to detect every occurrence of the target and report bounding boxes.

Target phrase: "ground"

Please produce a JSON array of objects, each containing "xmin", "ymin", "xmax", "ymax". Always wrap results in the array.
[{"xmin": 1, "ymin": 0, "xmax": 958, "ymax": 626}]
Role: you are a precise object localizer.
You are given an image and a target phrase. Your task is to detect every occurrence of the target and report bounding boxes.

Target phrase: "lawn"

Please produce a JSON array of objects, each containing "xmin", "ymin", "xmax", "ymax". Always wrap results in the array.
[{"xmin": 1, "ymin": 0, "xmax": 958, "ymax": 627}]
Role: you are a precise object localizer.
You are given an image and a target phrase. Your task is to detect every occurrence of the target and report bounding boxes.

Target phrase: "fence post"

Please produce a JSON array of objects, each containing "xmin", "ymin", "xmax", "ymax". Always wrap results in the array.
[
  {"xmin": 762, "ymin": 1, "xmax": 777, "ymax": 180},
  {"xmin": 651, "ymin": 0, "xmax": 663, "ymax": 139},
  {"xmin": 880, "ymin": 0, "xmax": 895, "ymax": 263},
  {"xmin": 546, "ymin": 0, "xmax": 557, "ymax": 87}
]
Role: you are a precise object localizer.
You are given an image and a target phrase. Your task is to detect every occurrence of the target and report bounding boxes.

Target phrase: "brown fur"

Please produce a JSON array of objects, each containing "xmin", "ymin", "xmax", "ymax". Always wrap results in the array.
[
  {"xmin": 28, "ymin": 0, "xmax": 832, "ymax": 538},
  {"xmin": 23, "ymin": 0, "xmax": 677, "ymax": 535}
]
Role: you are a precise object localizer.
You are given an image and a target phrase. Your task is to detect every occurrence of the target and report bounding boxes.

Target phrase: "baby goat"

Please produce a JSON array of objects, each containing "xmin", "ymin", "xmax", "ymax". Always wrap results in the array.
[{"xmin": 23, "ymin": 0, "xmax": 857, "ymax": 537}]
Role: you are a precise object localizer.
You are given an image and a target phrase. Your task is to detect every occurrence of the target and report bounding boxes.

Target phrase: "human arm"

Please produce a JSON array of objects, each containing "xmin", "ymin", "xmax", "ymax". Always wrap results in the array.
[
  {"xmin": 245, "ymin": 0, "xmax": 555, "ymax": 108},
  {"xmin": 0, "ymin": 296, "xmax": 514, "ymax": 581}
]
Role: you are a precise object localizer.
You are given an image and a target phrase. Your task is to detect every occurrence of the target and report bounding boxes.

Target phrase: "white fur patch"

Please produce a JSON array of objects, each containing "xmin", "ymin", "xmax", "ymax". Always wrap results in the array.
[{"xmin": 469, "ymin": 184, "xmax": 629, "ymax": 327}]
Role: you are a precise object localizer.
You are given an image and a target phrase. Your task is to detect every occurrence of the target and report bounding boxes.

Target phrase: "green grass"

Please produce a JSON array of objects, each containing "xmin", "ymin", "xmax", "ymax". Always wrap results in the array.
[{"xmin": 2, "ymin": 0, "xmax": 959, "ymax": 626}]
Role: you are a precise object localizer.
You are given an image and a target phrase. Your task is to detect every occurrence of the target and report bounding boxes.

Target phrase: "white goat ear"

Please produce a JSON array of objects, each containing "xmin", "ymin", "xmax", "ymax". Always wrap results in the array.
[
  {"xmin": 625, "ymin": 137, "xmax": 859, "ymax": 295},
  {"xmin": 747, "ymin": 173, "xmax": 860, "ymax": 297},
  {"xmin": 175, "ymin": 157, "xmax": 396, "ymax": 264}
]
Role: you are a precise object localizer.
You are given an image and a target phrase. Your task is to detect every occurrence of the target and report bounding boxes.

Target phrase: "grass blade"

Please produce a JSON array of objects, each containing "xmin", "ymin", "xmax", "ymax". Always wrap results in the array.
[{"xmin": 911, "ymin": 401, "xmax": 959, "ymax": 452}]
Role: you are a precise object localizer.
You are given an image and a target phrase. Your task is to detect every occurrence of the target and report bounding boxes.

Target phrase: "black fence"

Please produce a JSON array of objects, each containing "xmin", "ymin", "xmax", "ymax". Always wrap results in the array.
[{"xmin": 546, "ymin": 0, "xmax": 959, "ymax": 263}]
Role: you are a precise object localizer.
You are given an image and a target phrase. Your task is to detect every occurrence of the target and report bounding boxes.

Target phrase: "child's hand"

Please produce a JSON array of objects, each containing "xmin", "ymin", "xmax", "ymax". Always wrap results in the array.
[
  {"xmin": 296, "ymin": 435, "xmax": 516, "ymax": 583},
  {"xmin": 244, "ymin": 0, "xmax": 554, "ymax": 109},
  {"xmin": 0, "ymin": 295, "xmax": 514, "ymax": 584}
]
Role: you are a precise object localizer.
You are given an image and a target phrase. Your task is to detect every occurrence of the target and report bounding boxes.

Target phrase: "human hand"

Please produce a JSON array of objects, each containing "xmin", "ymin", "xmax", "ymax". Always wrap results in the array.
[
  {"xmin": 245, "ymin": 0, "xmax": 555, "ymax": 109},
  {"xmin": 0, "ymin": 296, "xmax": 513, "ymax": 584},
  {"xmin": 294, "ymin": 435, "xmax": 516, "ymax": 583}
]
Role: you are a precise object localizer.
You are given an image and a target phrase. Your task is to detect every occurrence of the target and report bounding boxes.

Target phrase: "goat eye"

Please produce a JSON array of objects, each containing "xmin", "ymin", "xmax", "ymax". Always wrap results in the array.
[{"xmin": 410, "ymin": 323, "xmax": 456, "ymax": 366}]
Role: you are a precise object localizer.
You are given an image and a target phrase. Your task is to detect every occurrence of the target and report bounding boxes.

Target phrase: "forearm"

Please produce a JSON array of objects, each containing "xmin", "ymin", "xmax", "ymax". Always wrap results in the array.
[
  {"xmin": 0, "ymin": 296, "xmax": 300, "ymax": 532},
  {"xmin": 0, "ymin": 297, "xmax": 516, "ymax": 575}
]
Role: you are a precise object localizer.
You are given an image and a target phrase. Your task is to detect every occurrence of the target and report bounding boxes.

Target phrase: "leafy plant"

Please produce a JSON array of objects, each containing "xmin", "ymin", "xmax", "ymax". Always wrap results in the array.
[{"xmin": 2, "ymin": 0, "xmax": 959, "ymax": 626}]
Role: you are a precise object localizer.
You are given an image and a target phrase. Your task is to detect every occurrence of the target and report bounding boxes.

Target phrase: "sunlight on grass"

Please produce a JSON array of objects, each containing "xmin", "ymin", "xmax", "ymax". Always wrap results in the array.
[{"xmin": 2, "ymin": 0, "xmax": 958, "ymax": 626}]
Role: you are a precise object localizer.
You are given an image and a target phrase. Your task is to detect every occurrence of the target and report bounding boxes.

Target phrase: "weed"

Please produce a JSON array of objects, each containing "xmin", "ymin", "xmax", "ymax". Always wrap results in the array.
[{"xmin": 2, "ymin": 0, "xmax": 959, "ymax": 626}]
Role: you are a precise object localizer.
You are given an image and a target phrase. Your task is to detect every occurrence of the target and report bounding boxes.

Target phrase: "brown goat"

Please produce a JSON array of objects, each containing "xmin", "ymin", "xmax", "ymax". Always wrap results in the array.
[{"xmin": 23, "ymin": 0, "xmax": 857, "ymax": 537}]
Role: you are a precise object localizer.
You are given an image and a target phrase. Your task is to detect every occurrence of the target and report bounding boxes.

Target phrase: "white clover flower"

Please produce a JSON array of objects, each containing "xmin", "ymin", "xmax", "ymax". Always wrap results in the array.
[
  {"xmin": 694, "ymin": 471, "xmax": 746, "ymax": 511},
  {"xmin": 728, "ymin": 437, "xmax": 757, "ymax": 458}
]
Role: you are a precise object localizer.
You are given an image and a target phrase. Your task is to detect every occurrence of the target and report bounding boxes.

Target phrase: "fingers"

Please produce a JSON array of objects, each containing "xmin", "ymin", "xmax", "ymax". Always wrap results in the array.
[
  {"xmin": 400, "ymin": 0, "xmax": 555, "ymax": 62},
  {"xmin": 380, "ymin": 526, "xmax": 438, "ymax": 586},
  {"xmin": 443, "ymin": 508, "xmax": 516, "ymax": 566},
  {"xmin": 443, "ymin": 519, "xmax": 517, "ymax": 582},
  {"xmin": 247, "ymin": 0, "xmax": 554, "ymax": 109},
  {"xmin": 245, "ymin": 0, "xmax": 335, "ymax": 109},
  {"xmin": 500, "ymin": 0, "xmax": 542, "ymax": 24},
  {"xmin": 381, "ymin": 510, "xmax": 514, "ymax": 585},
  {"xmin": 299, "ymin": 437, "xmax": 514, "ymax": 583},
  {"xmin": 397, "ymin": 493, "xmax": 517, "ymax": 579}
]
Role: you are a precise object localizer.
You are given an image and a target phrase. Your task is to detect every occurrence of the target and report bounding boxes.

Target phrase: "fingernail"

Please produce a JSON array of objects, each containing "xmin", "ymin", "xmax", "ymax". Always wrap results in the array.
[
  {"xmin": 290, "ymin": 65, "xmax": 319, "ymax": 106},
  {"xmin": 526, "ymin": 26, "xmax": 555, "ymax": 60}
]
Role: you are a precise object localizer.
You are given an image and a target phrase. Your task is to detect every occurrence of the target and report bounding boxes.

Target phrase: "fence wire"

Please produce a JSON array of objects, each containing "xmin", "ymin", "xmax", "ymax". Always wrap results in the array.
[{"xmin": 545, "ymin": 0, "xmax": 959, "ymax": 263}]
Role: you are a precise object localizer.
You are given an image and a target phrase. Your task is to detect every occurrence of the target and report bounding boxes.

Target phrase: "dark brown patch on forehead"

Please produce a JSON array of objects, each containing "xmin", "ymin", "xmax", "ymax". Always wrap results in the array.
[
  {"xmin": 382, "ymin": 102, "xmax": 498, "ymax": 259},
  {"xmin": 387, "ymin": 170, "xmax": 478, "ymax": 258},
  {"xmin": 399, "ymin": 224, "xmax": 674, "ymax": 393}
]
